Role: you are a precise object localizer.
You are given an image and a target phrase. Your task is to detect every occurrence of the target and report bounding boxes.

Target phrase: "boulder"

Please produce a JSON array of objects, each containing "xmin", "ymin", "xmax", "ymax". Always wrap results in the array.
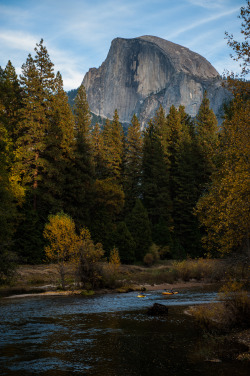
[{"xmin": 147, "ymin": 303, "xmax": 169, "ymax": 316}]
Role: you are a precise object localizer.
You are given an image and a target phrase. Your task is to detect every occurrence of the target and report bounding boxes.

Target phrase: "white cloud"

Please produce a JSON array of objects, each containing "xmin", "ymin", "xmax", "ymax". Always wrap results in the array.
[
  {"xmin": 187, "ymin": 0, "xmax": 228, "ymax": 9},
  {"xmin": 0, "ymin": 0, "xmax": 246, "ymax": 90},
  {"xmin": 166, "ymin": 6, "xmax": 240, "ymax": 40},
  {"xmin": 0, "ymin": 30, "xmax": 38, "ymax": 52}
]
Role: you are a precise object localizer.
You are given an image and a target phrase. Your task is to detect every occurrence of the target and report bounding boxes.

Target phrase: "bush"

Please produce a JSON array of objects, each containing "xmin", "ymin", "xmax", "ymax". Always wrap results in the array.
[
  {"xmin": 172, "ymin": 258, "xmax": 226, "ymax": 282},
  {"xmin": 143, "ymin": 253, "xmax": 154, "ymax": 267},
  {"xmin": 191, "ymin": 280, "xmax": 250, "ymax": 331}
]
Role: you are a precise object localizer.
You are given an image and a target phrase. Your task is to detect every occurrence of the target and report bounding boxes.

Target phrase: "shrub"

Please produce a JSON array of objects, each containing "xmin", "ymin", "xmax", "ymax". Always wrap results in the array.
[
  {"xmin": 143, "ymin": 253, "xmax": 154, "ymax": 267},
  {"xmin": 191, "ymin": 280, "xmax": 250, "ymax": 331}
]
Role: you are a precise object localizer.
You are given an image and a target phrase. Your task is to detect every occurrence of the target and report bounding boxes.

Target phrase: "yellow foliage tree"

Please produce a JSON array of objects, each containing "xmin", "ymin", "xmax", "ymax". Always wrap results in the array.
[
  {"xmin": 197, "ymin": 2, "xmax": 250, "ymax": 258},
  {"xmin": 196, "ymin": 97, "xmax": 250, "ymax": 256},
  {"xmin": 43, "ymin": 212, "xmax": 78, "ymax": 289},
  {"xmin": 75, "ymin": 227, "xmax": 104, "ymax": 288},
  {"xmin": 109, "ymin": 247, "xmax": 121, "ymax": 274}
]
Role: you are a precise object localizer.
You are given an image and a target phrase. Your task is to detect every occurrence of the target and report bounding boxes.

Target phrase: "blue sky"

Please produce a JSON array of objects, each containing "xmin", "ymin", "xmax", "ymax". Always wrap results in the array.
[{"xmin": 0, "ymin": 0, "xmax": 246, "ymax": 91}]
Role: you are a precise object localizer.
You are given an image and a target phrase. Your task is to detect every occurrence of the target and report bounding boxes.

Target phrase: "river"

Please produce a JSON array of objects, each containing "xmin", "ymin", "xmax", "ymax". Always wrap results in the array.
[{"xmin": 0, "ymin": 287, "xmax": 249, "ymax": 375}]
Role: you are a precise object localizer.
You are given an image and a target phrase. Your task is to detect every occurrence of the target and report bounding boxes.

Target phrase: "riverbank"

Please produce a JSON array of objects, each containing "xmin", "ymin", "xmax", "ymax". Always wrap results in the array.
[
  {"xmin": 2, "ymin": 262, "xmax": 249, "ymax": 363},
  {"xmin": 3, "ymin": 280, "xmax": 214, "ymax": 299},
  {"xmin": 0, "ymin": 261, "xmax": 219, "ymax": 298}
]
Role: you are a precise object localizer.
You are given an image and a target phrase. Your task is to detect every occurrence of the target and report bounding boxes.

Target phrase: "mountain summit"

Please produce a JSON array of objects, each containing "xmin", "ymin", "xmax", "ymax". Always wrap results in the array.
[{"xmin": 82, "ymin": 36, "xmax": 229, "ymax": 127}]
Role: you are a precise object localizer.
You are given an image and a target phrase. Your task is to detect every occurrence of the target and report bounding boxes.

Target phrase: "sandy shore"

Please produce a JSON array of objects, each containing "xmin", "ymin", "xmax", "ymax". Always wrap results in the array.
[{"xmin": 4, "ymin": 280, "xmax": 214, "ymax": 299}]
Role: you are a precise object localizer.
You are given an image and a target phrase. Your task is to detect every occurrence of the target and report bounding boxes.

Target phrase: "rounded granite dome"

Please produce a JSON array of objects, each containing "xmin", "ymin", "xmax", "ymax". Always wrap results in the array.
[
  {"xmin": 136, "ymin": 35, "xmax": 219, "ymax": 79},
  {"xmin": 83, "ymin": 35, "xmax": 229, "ymax": 127}
]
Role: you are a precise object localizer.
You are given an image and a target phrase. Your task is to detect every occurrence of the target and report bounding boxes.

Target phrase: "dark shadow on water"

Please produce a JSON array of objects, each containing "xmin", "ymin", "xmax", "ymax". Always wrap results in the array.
[{"xmin": 0, "ymin": 288, "xmax": 249, "ymax": 375}]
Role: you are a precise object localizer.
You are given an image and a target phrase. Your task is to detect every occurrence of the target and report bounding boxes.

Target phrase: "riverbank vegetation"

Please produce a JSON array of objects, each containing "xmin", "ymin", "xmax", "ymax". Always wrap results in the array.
[
  {"xmin": 0, "ymin": 1, "xmax": 249, "ymax": 295},
  {"xmin": 1, "ymin": 257, "xmax": 248, "ymax": 294}
]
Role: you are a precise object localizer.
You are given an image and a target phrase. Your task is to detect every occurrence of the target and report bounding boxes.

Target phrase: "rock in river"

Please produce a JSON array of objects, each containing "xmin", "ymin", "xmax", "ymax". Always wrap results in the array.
[{"xmin": 147, "ymin": 303, "xmax": 169, "ymax": 316}]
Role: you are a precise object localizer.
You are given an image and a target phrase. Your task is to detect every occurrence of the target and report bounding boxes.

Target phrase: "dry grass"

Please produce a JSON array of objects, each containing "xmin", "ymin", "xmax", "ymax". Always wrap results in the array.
[
  {"xmin": 3, "ymin": 258, "xmax": 248, "ymax": 292},
  {"xmin": 189, "ymin": 281, "xmax": 250, "ymax": 331}
]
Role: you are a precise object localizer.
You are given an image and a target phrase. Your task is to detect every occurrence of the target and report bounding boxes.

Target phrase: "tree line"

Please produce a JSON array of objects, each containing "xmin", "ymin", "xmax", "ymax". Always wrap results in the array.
[{"xmin": 0, "ymin": 27, "xmax": 249, "ymax": 281}]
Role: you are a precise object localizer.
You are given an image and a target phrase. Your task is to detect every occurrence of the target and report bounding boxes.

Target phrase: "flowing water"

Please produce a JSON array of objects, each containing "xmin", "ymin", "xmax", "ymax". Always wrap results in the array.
[{"xmin": 0, "ymin": 287, "xmax": 249, "ymax": 375}]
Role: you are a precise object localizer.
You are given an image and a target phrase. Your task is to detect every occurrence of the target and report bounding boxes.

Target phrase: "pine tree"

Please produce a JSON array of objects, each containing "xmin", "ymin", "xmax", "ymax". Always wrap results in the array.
[
  {"xmin": 65, "ymin": 83, "xmax": 94, "ymax": 229},
  {"xmin": 196, "ymin": 97, "xmax": 250, "ymax": 256},
  {"xmin": 196, "ymin": 0, "xmax": 250, "ymax": 258},
  {"xmin": 153, "ymin": 105, "xmax": 170, "ymax": 165},
  {"xmin": 113, "ymin": 222, "xmax": 135, "ymax": 264},
  {"xmin": 13, "ymin": 40, "xmax": 56, "ymax": 262},
  {"xmin": 74, "ymin": 84, "xmax": 91, "ymax": 136},
  {"xmin": 195, "ymin": 90, "xmax": 218, "ymax": 183},
  {"xmin": 1, "ymin": 61, "xmax": 22, "ymax": 145},
  {"xmin": 41, "ymin": 71, "xmax": 75, "ymax": 215},
  {"xmin": 126, "ymin": 199, "xmax": 152, "ymax": 261},
  {"xmin": 90, "ymin": 122, "xmax": 105, "ymax": 179},
  {"xmin": 90, "ymin": 178, "xmax": 125, "ymax": 251},
  {"xmin": 141, "ymin": 120, "xmax": 172, "ymax": 228},
  {"xmin": 0, "ymin": 64, "xmax": 24, "ymax": 268},
  {"xmin": 171, "ymin": 106, "xmax": 202, "ymax": 256},
  {"xmin": 123, "ymin": 114, "xmax": 143, "ymax": 213},
  {"xmin": 102, "ymin": 110, "xmax": 124, "ymax": 181},
  {"xmin": 15, "ymin": 54, "xmax": 48, "ymax": 210}
]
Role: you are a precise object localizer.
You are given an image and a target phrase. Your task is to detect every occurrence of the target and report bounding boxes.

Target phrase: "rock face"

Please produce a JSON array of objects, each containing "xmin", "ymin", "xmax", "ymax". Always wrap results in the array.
[{"xmin": 83, "ymin": 36, "xmax": 230, "ymax": 128}]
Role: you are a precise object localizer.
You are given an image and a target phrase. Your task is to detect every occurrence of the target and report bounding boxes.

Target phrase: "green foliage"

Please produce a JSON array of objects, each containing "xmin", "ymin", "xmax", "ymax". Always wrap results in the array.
[
  {"xmin": 102, "ymin": 110, "xmax": 125, "ymax": 181},
  {"xmin": 0, "ymin": 248, "xmax": 17, "ymax": 285},
  {"xmin": 90, "ymin": 178, "xmax": 124, "ymax": 250},
  {"xmin": 225, "ymin": 1, "xmax": 250, "ymax": 77},
  {"xmin": 126, "ymin": 199, "xmax": 152, "ymax": 261},
  {"xmin": 75, "ymin": 228, "xmax": 104, "ymax": 289},
  {"xmin": 123, "ymin": 114, "xmax": 143, "ymax": 213},
  {"xmin": 196, "ymin": 72, "xmax": 250, "ymax": 257},
  {"xmin": 143, "ymin": 243, "xmax": 160, "ymax": 266},
  {"xmin": 64, "ymin": 83, "xmax": 94, "ymax": 230},
  {"xmin": 195, "ymin": 91, "xmax": 218, "ymax": 180},
  {"xmin": 15, "ymin": 204, "xmax": 45, "ymax": 264},
  {"xmin": 143, "ymin": 252, "xmax": 154, "ymax": 267},
  {"xmin": 2, "ymin": 31, "xmax": 250, "ymax": 268},
  {"xmin": 141, "ymin": 120, "xmax": 172, "ymax": 227},
  {"xmin": 113, "ymin": 222, "xmax": 135, "ymax": 264}
]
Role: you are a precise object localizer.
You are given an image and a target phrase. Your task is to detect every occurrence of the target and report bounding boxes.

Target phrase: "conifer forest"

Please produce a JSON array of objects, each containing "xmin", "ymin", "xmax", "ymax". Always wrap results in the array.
[{"xmin": 0, "ymin": 16, "xmax": 249, "ymax": 282}]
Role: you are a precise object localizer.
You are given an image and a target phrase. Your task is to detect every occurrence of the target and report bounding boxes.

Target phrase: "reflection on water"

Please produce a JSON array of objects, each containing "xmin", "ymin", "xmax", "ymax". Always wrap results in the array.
[{"xmin": 0, "ymin": 288, "xmax": 249, "ymax": 375}]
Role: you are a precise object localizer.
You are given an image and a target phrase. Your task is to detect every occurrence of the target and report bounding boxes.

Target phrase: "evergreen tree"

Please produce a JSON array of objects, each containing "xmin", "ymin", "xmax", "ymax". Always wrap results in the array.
[
  {"xmin": 196, "ymin": 0, "xmax": 250, "ymax": 258},
  {"xmin": 1, "ymin": 61, "xmax": 22, "ymax": 145},
  {"xmin": 90, "ymin": 178, "xmax": 125, "ymax": 252},
  {"xmin": 102, "ymin": 110, "xmax": 124, "ymax": 181},
  {"xmin": 123, "ymin": 114, "xmax": 143, "ymax": 213},
  {"xmin": 74, "ymin": 84, "xmax": 91, "ymax": 136},
  {"xmin": 90, "ymin": 122, "xmax": 105, "ymax": 179},
  {"xmin": 172, "ymin": 107, "xmax": 202, "ymax": 256},
  {"xmin": 196, "ymin": 92, "xmax": 250, "ymax": 256},
  {"xmin": 113, "ymin": 222, "xmax": 135, "ymax": 264},
  {"xmin": 0, "ymin": 120, "xmax": 18, "ymax": 253},
  {"xmin": 41, "ymin": 71, "xmax": 75, "ymax": 216},
  {"xmin": 0, "ymin": 64, "xmax": 24, "ymax": 268},
  {"xmin": 65, "ymin": 83, "xmax": 94, "ymax": 229},
  {"xmin": 126, "ymin": 199, "xmax": 152, "ymax": 261},
  {"xmin": 141, "ymin": 120, "xmax": 172, "ymax": 228},
  {"xmin": 153, "ymin": 105, "xmax": 170, "ymax": 166},
  {"xmin": 13, "ymin": 40, "xmax": 56, "ymax": 262},
  {"xmin": 15, "ymin": 41, "xmax": 55, "ymax": 210},
  {"xmin": 195, "ymin": 90, "xmax": 218, "ymax": 183},
  {"xmin": 15, "ymin": 54, "xmax": 47, "ymax": 210}
]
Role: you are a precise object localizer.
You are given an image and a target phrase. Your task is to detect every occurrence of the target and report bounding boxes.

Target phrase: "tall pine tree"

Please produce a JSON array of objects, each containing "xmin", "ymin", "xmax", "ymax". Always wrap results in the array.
[
  {"xmin": 141, "ymin": 120, "xmax": 172, "ymax": 234},
  {"xmin": 123, "ymin": 113, "xmax": 143, "ymax": 214},
  {"xmin": 65, "ymin": 83, "xmax": 94, "ymax": 229}
]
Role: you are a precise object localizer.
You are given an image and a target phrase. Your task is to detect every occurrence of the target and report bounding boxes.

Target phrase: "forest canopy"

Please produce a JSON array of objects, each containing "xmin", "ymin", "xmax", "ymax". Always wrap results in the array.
[{"xmin": 0, "ymin": 2, "xmax": 249, "ymax": 283}]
